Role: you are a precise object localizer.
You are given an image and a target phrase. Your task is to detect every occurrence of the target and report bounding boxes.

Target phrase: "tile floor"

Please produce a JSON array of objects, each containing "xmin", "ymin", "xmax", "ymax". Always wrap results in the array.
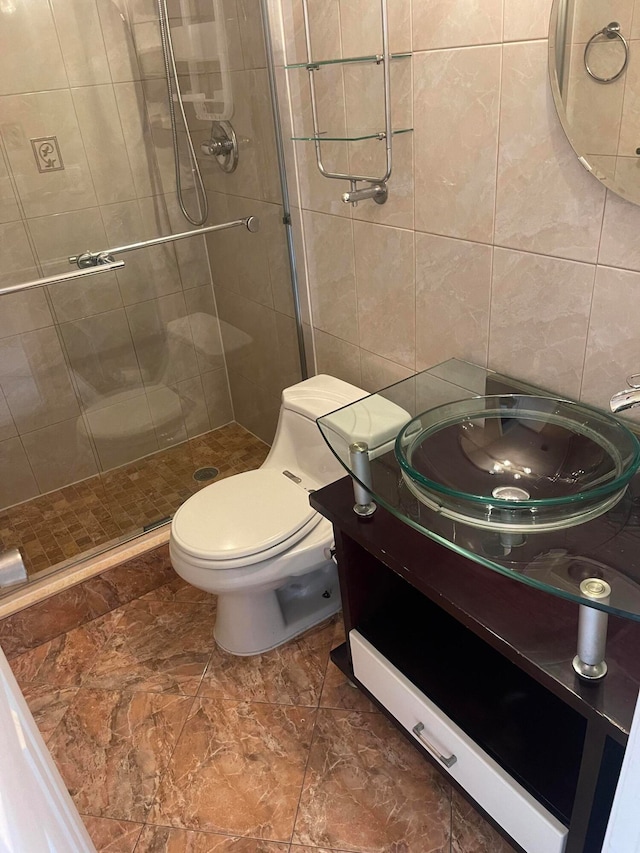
[
  {"xmin": 8, "ymin": 575, "xmax": 518, "ymax": 853},
  {"xmin": 0, "ymin": 425, "xmax": 268, "ymax": 583}
]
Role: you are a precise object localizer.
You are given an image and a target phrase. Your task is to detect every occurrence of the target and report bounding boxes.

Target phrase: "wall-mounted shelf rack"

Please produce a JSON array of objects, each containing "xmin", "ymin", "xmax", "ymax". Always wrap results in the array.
[{"xmin": 288, "ymin": 0, "xmax": 412, "ymax": 206}]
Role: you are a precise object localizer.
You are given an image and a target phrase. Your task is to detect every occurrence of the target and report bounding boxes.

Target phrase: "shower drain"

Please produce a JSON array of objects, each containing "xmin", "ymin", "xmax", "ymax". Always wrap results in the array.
[{"xmin": 193, "ymin": 467, "xmax": 219, "ymax": 482}]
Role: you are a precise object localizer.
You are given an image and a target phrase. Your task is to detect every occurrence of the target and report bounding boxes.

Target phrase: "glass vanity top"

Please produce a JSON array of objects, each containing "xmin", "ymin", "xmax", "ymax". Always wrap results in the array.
[{"xmin": 317, "ymin": 359, "xmax": 640, "ymax": 621}]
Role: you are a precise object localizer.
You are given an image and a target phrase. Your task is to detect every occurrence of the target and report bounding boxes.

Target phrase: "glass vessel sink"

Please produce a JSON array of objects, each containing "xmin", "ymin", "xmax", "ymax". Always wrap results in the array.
[{"xmin": 395, "ymin": 395, "xmax": 640, "ymax": 532}]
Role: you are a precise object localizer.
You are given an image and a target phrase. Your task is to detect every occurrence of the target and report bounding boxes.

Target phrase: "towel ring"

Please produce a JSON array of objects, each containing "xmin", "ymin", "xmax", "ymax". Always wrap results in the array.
[{"xmin": 584, "ymin": 22, "xmax": 629, "ymax": 83}]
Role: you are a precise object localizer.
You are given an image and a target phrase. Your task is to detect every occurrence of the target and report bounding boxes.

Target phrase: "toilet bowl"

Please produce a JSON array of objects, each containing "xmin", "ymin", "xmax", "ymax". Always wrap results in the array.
[{"xmin": 169, "ymin": 374, "xmax": 369, "ymax": 655}]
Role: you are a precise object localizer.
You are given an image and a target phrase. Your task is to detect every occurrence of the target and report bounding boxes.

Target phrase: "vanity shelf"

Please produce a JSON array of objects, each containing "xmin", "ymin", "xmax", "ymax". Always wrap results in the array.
[{"xmin": 311, "ymin": 476, "xmax": 633, "ymax": 853}]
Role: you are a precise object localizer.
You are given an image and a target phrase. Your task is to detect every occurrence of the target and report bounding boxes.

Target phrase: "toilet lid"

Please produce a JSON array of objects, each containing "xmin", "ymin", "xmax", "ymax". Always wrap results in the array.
[{"xmin": 171, "ymin": 469, "xmax": 318, "ymax": 561}]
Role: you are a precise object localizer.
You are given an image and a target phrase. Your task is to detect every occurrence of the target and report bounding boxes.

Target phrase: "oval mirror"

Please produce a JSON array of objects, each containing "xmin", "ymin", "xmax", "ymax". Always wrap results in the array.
[{"xmin": 549, "ymin": 0, "xmax": 640, "ymax": 204}]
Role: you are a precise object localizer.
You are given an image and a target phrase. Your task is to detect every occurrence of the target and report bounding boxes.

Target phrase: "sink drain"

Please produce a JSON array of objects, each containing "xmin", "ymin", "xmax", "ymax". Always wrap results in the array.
[
  {"xmin": 492, "ymin": 485, "xmax": 530, "ymax": 501},
  {"xmin": 193, "ymin": 467, "xmax": 219, "ymax": 482}
]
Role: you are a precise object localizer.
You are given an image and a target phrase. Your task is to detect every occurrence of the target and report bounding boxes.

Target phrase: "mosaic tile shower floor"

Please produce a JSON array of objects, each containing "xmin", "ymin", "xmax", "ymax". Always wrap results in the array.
[
  {"xmin": 7, "ymin": 576, "xmax": 518, "ymax": 853},
  {"xmin": 0, "ymin": 425, "xmax": 268, "ymax": 581}
]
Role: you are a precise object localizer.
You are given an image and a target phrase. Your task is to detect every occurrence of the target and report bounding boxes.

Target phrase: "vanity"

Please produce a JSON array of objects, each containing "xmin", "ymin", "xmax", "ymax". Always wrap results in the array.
[{"xmin": 311, "ymin": 360, "xmax": 640, "ymax": 853}]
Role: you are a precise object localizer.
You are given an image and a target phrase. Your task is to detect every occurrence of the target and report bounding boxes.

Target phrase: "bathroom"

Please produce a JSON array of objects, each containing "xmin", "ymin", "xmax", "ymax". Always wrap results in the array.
[{"xmin": 2, "ymin": 0, "xmax": 640, "ymax": 850}]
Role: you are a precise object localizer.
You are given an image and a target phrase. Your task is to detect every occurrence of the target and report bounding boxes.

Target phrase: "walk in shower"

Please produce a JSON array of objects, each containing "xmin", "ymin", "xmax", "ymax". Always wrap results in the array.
[{"xmin": 0, "ymin": 0, "xmax": 304, "ymax": 597}]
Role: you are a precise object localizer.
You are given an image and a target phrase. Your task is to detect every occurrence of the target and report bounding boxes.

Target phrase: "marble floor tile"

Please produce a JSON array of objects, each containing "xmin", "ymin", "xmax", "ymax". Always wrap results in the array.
[
  {"xmin": 318, "ymin": 658, "xmax": 377, "ymax": 714},
  {"xmin": 148, "ymin": 698, "xmax": 315, "ymax": 841},
  {"xmin": 292, "ymin": 709, "xmax": 451, "ymax": 853},
  {"xmin": 451, "ymin": 789, "xmax": 519, "ymax": 853},
  {"xmin": 136, "ymin": 825, "xmax": 289, "ymax": 851},
  {"xmin": 81, "ymin": 815, "xmax": 144, "ymax": 852},
  {"xmin": 141, "ymin": 576, "xmax": 217, "ymax": 606},
  {"xmin": 47, "ymin": 688, "xmax": 193, "ymax": 822},
  {"xmin": 81, "ymin": 599, "xmax": 216, "ymax": 695},
  {"xmin": 9, "ymin": 609, "xmax": 123, "ymax": 691},
  {"xmin": 197, "ymin": 619, "xmax": 335, "ymax": 706},
  {"xmin": 19, "ymin": 682, "xmax": 78, "ymax": 743}
]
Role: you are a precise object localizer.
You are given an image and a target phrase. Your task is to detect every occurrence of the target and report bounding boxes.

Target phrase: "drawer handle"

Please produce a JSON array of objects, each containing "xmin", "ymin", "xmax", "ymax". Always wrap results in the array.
[{"xmin": 412, "ymin": 722, "xmax": 457, "ymax": 768}]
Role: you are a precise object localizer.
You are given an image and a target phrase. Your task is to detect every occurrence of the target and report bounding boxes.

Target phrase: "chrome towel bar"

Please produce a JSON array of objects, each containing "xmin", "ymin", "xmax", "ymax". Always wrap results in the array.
[
  {"xmin": 69, "ymin": 215, "xmax": 260, "ymax": 268},
  {"xmin": 0, "ymin": 261, "xmax": 125, "ymax": 297}
]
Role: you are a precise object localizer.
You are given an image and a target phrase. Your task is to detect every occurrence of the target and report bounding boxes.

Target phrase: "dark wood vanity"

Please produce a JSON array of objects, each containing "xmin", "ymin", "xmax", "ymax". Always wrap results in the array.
[{"xmin": 311, "ymin": 476, "xmax": 640, "ymax": 853}]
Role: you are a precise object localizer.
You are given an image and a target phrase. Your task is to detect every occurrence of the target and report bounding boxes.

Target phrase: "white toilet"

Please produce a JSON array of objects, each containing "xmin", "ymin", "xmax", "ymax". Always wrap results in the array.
[{"xmin": 169, "ymin": 374, "xmax": 368, "ymax": 655}]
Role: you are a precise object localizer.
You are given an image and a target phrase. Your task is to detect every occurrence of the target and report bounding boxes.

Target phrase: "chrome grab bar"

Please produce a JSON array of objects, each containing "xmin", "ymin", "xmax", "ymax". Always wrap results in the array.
[
  {"xmin": 69, "ymin": 216, "xmax": 260, "ymax": 268},
  {"xmin": 0, "ymin": 261, "xmax": 125, "ymax": 298}
]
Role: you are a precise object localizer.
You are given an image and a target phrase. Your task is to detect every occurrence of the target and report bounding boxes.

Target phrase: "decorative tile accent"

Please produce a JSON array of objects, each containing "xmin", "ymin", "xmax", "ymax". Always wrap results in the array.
[{"xmin": 30, "ymin": 136, "xmax": 64, "ymax": 172}]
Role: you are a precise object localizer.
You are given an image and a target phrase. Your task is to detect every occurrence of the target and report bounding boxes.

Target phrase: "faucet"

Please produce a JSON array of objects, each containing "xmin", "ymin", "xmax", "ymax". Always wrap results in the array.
[{"xmin": 610, "ymin": 375, "xmax": 640, "ymax": 413}]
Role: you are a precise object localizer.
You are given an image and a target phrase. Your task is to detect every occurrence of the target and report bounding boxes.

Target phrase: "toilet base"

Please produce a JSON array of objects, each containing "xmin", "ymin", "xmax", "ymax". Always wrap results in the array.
[{"xmin": 213, "ymin": 562, "xmax": 341, "ymax": 655}]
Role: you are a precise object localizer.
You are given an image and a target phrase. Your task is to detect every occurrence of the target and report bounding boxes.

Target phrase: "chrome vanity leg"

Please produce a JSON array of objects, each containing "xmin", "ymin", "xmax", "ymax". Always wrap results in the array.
[
  {"xmin": 349, "ymin": 442, "xmax": 377, "ymax": 518},
  {"xmin": 573, "ymin": 578, "xmax": 611, "ymax": 681}
]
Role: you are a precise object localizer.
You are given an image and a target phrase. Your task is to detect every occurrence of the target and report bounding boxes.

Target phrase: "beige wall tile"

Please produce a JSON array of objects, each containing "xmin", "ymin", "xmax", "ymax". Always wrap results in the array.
[
  {"xmin": 0, "ymin": 0, "xmax": 68, "ymax": 96},
  {"xmin": 227, "ymin": 369, "xmax": 279, "ymax": 442},
  {"xmin": 146, "ymin": 385, "xmax": 188, "ymax": 447},
  {"xmin": 201, "ymin": 368, "xmax": 234, "ymax": 429},
  {"xmin": 280, "ymin": 0, "xmax": 342, "ymax": 66},
  {"xmin": 350, "ymin": 133, "xmax": 414, "ymax": 230},
  {"xmin": 175, "ymin": 375, "xmax": 211, "ymax": 437},
  {"xmin": 237, "ymin": 0, "xmax": 267, "ymax": 69},
  {"xmin": 581, "ymin": 265, "xmax": 640, "ymax": 411},
  {"xmin": 0, "ymin": 149, "xmax": 20, "ymax": 224},
  {"xmin": 59, "ymin": 309, "xmax": 144, "ymax": 410},
  {"xmin": 354, "ymin": 221, "xmax": 415, "ymax": 369},
  {"xmin": 85, "ymin": 392, "xmax": 158, "ymax": 470},
  {"xmin": 495, "ymin": 41, "xmax": 606, "ymax": 262},
  {"xmin": 97, "ymin": 0, "xmax": 142, "ymax": 83},
  {"xmin": 599, "ymin": 191, "xmax": 640, "ymax": 272},
  {"xmin": 113, "ymin": 82, "xmax": 162, "ymax": 199},
  {"xmin": 0, "ymin": 290, "xmax": 54, "ymax": 341},
  {"xmin": 340, "ymin": 0, "xmax": 411, "ymax": 56},
  {"xmin": 72, "ymin": 86, "xmax": 137, "ymax": 206},
  {"xmin": 21, "ymin": 418, "xmax": 99, "ymax": 493},
  {"xmin": 413, "ymin": 46, "xmax": 501, "ymax": 243},
  {"xmin": 0, "ymin": 327, "xmax": 81, "ymax": 433},
  {"xmin": 275, "ymin": 311, "xmax": 304, "ymax": 391},
  {"xmin": 413, "ymin": 0, "xmax": 502, "ymax": 50},
  {"xmin": 0, "ymin": 390, "xmax": 17, "ymax": 442},
  {"xmin": 415, "ymin": 233, "xmax": 491, "ymax": 371},
  {"xmin": 313, "ymin": 329, "xmax": 362, "ymax": 389},
  {"xmin": 303, "ymin": 211, "xmax": 357, "ymax": 344},
  {"xmin": 503, "ymin": 0, "xmax": 553, "ymax": 41},
  {"xmin": 488, "ymin": 248, "xmax": 596, "ymax": 398},
  {"xmin": 1, "ymin": 90, "xmax": 98, "ymax": 217},
  {"xmin": 0, "ymin": 437, "xmax": 39, "ymax": 509},
  {"xmin": 360, "ymin": 351, "xmax": 414, "ymax": 394},
  {"xmin": 0, "ymin": 221, "xmax": 39, "ymax": 290},
  {"xmin": 50, "ymin": 0, "xmax": 111, "ymax": 87}
]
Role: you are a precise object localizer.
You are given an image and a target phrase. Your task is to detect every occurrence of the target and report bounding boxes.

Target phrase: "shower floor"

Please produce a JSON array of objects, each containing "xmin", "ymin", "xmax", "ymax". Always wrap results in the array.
[{"xmin": 0, "ymin": 424, "xmax": 269, "ymax": 584}]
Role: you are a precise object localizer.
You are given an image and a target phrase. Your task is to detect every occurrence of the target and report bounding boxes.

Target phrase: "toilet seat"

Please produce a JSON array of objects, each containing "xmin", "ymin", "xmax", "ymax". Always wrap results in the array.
[{"xmin": 171, "ymin": 469, "xmax": 321, "ymax": 568}]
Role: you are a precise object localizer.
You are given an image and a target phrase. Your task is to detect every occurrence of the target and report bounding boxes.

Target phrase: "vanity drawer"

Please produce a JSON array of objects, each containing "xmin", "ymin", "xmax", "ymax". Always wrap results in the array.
[{"xmin": 349, "ymin": 630, "xmax": 568, "ymax": 853}]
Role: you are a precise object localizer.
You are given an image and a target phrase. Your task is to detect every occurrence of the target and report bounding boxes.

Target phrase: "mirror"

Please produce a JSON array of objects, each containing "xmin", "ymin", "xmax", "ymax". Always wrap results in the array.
[{"xmin": 549, "ymin": 0, "xmax": 640, "ymax": 204}]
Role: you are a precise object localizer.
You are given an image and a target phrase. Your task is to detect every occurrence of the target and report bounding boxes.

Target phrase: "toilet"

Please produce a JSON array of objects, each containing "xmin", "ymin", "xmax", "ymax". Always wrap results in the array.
[{"xmin": 169, "ymin": 374, "xmax": 369, "ymax": 655}]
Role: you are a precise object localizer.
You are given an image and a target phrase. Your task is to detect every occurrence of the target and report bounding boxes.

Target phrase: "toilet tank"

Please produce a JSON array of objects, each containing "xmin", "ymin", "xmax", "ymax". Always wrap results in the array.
[{"xmin": 263, "ymin": 375, "xmax": 367, "ymax": 484}]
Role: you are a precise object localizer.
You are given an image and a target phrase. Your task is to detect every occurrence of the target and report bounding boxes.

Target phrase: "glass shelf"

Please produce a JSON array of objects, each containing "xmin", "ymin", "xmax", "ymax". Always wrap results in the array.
[
  {"xmin": 286, "ymin": 52, "xmax": 412, "ymax": 70},
  {"xmin": 291, "ymin": 128, "xmax": 413, "ymax": 142},
  {"xmin": 317, "ymin": 358, "xmax": 640, "ymax": 622}
]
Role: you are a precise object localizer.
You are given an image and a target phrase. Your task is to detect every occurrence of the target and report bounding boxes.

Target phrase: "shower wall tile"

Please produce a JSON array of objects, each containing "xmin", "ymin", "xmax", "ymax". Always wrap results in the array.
[
  {"xmin": 280, "ymin": 0, "xmax": 342, "ymax": 66},
  {"xmin": 21, "ymin": 417, "xmax": 99, "ymax": 494},
  {"xmin": 0, "ymin": 291, "xmax": 54, "ymax": 341},
  {"xmin": 60, "ymin": 309, "xmax": 145, "ymax": 410},
  {"xmin": 201, "ymin": 368, "xmax": 234, "ymax": 429},
  {"xmin": 97, "ymin": 0, "xmax": 143, "ymax": 83},
  {"xmin": 503, "ymin": 0, "xmax": 553, "ymax": 42},
  {"xmin": 185, "ymin": 304, "xmax": 225, "ymax": 374},
  {"xmin": 226, "ymin": 369, "xmax": 279, "ymax": 443},
  {"xmin": 86, "ymin": 392, "xmax": 158, "ymax": 470},
  {"xmin": 113, "ymin": 82, "xmax": 163, "ymax": 199},
  {"xmin": 0, "ymin": 391, "xmax": 17, "ymax": 442},
  {"xmin": 0, "ymin": 327, "xmax": 81, "ymax": 434},
  {"xmin": 360, "ymin": 351, "xmax": 415, "ymax": 395},
  {"xmin": 49, "ymin": 0, "xmax": 111, "ymax": 87},
  {"xmin": 350, "ymin": 133, "xmax": 415, "ymax": 231},
  {"xmin": 1, "ymin": 90, "xmax": 98, "ymax": 218},
  {"xmin": 599, "ymin": 192, "xmax": 640, "ymax": 272},
  {"xmin": 495, "ymin": 41, "xmax": 606, "ymax": 262},
  {"xmin": 0, "ymin": 437, "xmax": 39, "ymax": 508},
  {"xmin": 415, "ymin": 232, "xmax": 492, "ymax": 371},
  {"xmin": 412, "ymin": 0, "xmax": 502, "ymax": 50},
  {"xmin": 275, "ymin": 311, "xmax": 304, "ymax": 391},
  {"xmin": 353, "ymin": 221, "xmax": 415, "ymax": 369},
  {"xmin": 237, "ymin": 0, "xmax": 268, "ymax": 69},
  {"xmin": 413, "ymin": 45, "xmax": 501, "ymax": 244},
  {"xmin": 0, "ymin": 222, "xmax": 39, "ymax": 289},
  {"xmin": 0, "ymin": 0, "xmax": 68, "ymax": 96},
  {"xmin": 72, "ymin": 85, "xmax": 137, "ymax": 206},
  {"xmin": 146, "ymin": 385, "xmax": 188, "ymax": 447},
  {"xmin": 132, "ymin": 21, "xmax": 165, "ymax": 79},
  {"xmin": 340, "ymin": 0, "xmax": 411, "ymax": 56},
  {"xmin": 581, "ymin": 265, "xmax": 640, "ymax": 412},
  {"xmin": 175, "ymin": 375, "xmax": 211, "ymax": 437},
  {"xmin": 0, "ymin": 150, "xmax": 20, "ymax": 224},
  {"xmin": 488, "ymin": 248, "xmax": 595, "ymax": 399},
  {"xmin": 164, "ymin": 194, "xmax": 211, "ymax": 289},
  {"xmin": 126, "ymin": 292, "xmax": 199, "ymax": 387},
  {"xmin": 303, "ymin": 211, "xmax": 358, "ymax": 345}
]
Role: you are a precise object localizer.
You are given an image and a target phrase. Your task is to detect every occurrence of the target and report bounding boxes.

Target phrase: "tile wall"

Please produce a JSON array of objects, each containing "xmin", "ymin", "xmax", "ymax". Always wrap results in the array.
[
  {"xmin": 0, "ymin": 0, "xmax": 237, "ymax": 509},
  {"xmin": 273, "ymin": 0, "xmax": 640, "ymax": 419}
]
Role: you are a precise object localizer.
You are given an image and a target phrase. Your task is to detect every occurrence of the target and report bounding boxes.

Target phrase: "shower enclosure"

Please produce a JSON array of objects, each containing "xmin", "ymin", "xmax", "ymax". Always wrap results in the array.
[{"xmin": 0, "ymin": 0, "xmax": 305, "ymax": 596}]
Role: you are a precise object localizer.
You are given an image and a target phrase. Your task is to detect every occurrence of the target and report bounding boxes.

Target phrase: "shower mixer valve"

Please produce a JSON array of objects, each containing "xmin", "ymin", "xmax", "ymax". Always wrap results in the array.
[{"xmin": 201, "ymin": 120, "xmax": 239, "ymax": 173}]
